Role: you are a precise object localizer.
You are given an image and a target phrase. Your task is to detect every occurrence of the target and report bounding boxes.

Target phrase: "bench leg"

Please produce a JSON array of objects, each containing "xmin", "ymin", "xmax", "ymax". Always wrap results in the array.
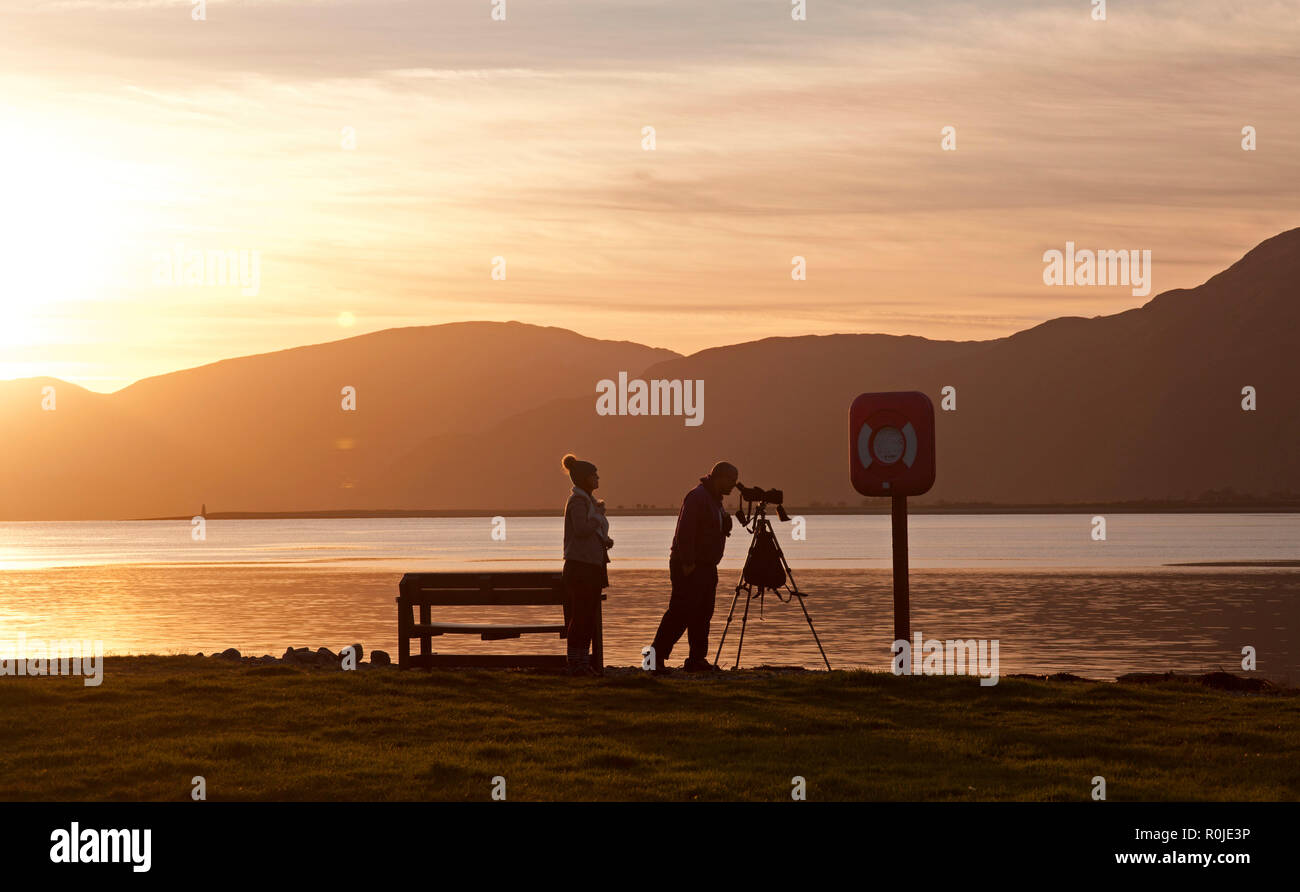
[
  {"xmin": 398, "ymin": 601, "xmax": 411, "ymax": 669},
  {"xmin": 419, "ymin": 603, "xmax": 432, "ymax": 665}
]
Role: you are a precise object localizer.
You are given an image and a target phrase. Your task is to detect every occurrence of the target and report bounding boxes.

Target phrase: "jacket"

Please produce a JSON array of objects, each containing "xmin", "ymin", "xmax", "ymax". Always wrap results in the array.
[
  {"xmin": 669, "ymin": 481, "xmax": 731, "ymax": 567},
  {"xmin": 563, "ymin": 486, "xmax": 611, "ymax": 566}
]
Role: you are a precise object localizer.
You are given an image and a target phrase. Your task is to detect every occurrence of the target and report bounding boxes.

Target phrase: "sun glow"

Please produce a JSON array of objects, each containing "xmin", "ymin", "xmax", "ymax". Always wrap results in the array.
[{"xmin": 0, "ymin": 120, "xmax": 147, "ymax": 354}]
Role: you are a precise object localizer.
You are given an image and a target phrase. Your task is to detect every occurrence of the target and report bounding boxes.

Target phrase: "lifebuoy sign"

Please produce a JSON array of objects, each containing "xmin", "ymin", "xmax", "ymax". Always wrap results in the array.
[{"xmin": 849, "ymin": 391, "xmax": 936, "ymax": 497}]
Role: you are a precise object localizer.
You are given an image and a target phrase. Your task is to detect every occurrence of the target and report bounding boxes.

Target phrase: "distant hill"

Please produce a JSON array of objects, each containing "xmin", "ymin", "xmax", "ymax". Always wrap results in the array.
[
  {"xmin": 375, "ymin": 229, "xmax": 1300, "ymax": 511},
  {"xmin": 0, "ymin": 323, "xmax": 678, "ymax": 519},
  {"xmin": 1, "ymin": 231, "xmax": 1296, "ymax": 519}
]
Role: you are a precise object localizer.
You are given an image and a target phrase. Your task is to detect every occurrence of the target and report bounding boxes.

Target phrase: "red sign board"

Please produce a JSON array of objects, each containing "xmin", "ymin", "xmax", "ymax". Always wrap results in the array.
[{"xmin": 849, "ymin": 391, "xmax": 936, "ymax": 497}]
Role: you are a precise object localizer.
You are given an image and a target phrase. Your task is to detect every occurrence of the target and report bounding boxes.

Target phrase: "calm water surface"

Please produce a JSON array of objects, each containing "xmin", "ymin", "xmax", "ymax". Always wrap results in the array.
[
  {"xmin": 0, "ymin": 515, "xmax": 1294, "ymax": 681},
  {"xmin": 0, "ymin": 513, "xmax": 1296, "ymax": 570}
]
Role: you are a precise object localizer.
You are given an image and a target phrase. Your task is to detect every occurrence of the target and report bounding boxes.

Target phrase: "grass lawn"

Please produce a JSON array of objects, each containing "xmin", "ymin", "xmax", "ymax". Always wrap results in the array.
[{"xmin": 1, "ymin": 657, "xmax": 1296, "ymax": 801}]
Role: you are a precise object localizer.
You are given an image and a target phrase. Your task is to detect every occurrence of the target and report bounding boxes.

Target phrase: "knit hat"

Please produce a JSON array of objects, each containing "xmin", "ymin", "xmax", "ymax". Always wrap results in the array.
[{"xmin": 562, "ymin": 453, "xmax": 597, "ymax": 485}]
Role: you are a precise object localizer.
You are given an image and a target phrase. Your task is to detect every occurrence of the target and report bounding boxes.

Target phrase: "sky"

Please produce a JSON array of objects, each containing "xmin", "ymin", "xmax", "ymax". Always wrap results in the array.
[{"xmin": 1, "ymin": 0, "xmax": 1297, "ymax": 391}]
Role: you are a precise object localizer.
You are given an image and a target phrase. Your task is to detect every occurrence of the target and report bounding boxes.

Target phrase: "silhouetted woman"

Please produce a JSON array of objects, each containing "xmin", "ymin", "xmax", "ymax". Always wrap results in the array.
[{"xmin": 561, "ymin": 453, "xmax": 612, "ymax": 676}]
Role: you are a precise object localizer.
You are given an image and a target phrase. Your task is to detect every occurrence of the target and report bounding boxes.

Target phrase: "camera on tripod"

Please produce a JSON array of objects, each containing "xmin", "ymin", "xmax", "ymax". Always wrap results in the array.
[
  {"xmin": 735, "ymin": 482, "xmax": 790, "ymax": 523},
  {"xmin": 716, "ymin": 481, "xmax": 830, "ymax": 670}
]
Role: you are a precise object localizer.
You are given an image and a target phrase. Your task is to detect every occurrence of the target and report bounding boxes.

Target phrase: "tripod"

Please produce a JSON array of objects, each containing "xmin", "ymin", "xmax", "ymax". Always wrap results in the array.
[{"xmin": 713, "ymin": 499, "xmax": 831, "ymax": 671}]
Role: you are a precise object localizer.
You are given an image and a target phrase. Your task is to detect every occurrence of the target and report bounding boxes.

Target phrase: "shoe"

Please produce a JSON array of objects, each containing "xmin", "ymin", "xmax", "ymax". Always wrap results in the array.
[{"xmin": 684, "ymin": 658, "xmax": 720, "ymax": 673}]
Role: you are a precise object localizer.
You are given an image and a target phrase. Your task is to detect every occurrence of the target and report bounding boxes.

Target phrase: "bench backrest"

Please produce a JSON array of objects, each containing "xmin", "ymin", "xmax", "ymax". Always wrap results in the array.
[{"xmin": 398, "ymin": 572, "xmax": 565, "ymax": 606}]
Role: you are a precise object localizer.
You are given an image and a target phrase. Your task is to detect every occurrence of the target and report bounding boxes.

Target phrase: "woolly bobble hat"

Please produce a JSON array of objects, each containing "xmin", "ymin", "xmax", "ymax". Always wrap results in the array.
[{"xmin": 562, "ymin": 453, "xmax": 597, "ymax": 485}]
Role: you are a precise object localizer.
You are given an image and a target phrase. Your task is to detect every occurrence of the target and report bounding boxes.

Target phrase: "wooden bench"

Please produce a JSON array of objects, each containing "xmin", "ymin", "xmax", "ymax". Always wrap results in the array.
[{"xmin": 396, "ymin": 571, "xmax": 604, "ymax": 669}]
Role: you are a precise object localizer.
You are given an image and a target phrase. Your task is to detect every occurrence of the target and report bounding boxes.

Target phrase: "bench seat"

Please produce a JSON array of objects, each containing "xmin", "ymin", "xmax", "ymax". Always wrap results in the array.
[{"xmin": 411, "ymin": 621, "xmax": 566, "ymax": 640}]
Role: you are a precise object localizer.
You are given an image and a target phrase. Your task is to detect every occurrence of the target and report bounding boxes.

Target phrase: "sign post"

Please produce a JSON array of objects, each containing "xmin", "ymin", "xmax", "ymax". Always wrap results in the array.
[
  {"xmin": 848, "ymin": 391, "xmax": 936, "ymax": 646},
  {"xmin": 890, "ymin": 494, "xmax": 909, "ymax": 643}
]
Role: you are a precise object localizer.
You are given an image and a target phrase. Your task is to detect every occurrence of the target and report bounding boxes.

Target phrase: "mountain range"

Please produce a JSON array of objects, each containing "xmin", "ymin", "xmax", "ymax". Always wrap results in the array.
[{"xmin": 2, "ymin": 229, "xmax": 1297, "ymax": 520}]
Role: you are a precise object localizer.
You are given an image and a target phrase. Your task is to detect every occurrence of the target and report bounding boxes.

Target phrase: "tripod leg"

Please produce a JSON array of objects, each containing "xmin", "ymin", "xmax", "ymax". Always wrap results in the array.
[
  {"xmin": 713, "ymin": 581, "xmax": 745, "ymax": 667},
  {"xmin": 734, "ymin": 584, "xmax": 753, "ymax": 669},
  {"xmin": 723, "ymin": 518, "xmax": 766, "ymax": 669},
  {"xmin": 771, "ymin": 518, "xmax": 831, "ymax": 670},
  {"xmin": 794, "ymin": 593, "xmax": 832, "ymax": 671}
]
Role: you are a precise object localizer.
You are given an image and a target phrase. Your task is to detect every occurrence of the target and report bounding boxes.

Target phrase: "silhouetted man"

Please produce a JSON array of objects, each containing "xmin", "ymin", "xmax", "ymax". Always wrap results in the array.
[{"xmin": 650, "ymin": 461, "xmax": 738, "ymax": 673}]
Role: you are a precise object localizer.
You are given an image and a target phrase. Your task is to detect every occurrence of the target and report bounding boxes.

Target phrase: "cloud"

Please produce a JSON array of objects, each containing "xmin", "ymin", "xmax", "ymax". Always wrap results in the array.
[{"xmin": 5, "ymin": 0, "xmax": 1299, "ymax": 388}]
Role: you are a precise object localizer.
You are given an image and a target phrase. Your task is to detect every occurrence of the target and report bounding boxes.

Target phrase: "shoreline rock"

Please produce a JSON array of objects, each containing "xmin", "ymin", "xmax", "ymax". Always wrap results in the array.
[
  {"xmin": 198, "ymin": 644, "xmax": 401, "ymax": 669},
  {"xmin": 174, "ymin": 653, "xmax": 1292, "ymax": 690}
]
